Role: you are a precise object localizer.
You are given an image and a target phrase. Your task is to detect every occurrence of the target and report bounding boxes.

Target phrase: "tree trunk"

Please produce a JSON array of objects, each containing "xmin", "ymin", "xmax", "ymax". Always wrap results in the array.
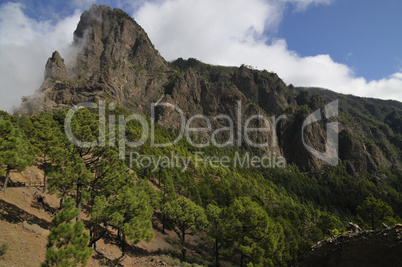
[
  {"xmin": 89, "ymin": 229, "xmax": 98, "ymax": 252},
  {"xmin": 89, "ymin": 226, "xmax": 107, "ymax": 248},
  {"xmin": 181, "ymin": 227, "xmax": 186, "ymax": 261},
  {"xmin": 42, "ymin": 157, "xmax": 47, "ymax": 193},
  {"xmin": 121, "ymin": 234, "xmax": 127, "ymax": 258},
  {"xmin": 113, "ymin": 233, "xmax": 127, "ymax": 266},
  {"xmin": 215, "ymin": 238, "xmax": 220, "ymax": 267},
  {"xmin": 42, "ymin": 172, "xmax": 47, "ymax": 193},
  {"xmin": 1, "ymin": 169, "xmax": 11, "ymax": 192},
  {"xmin": 162, "ymin": 212, "xmax": 166, "ymax": 233},
  {"xmin": 181, "ymin": 247, "xmax": 187, "ymax": 262},
  {"xmin": 76, "ymin": 183, "xmax": 82, "ymax": 221},
  {"xmin": 182, "ymin": 227, "xmax": 185, "ymax": 244},
  {"xmin": 59, "ymin": 197, "xmax": 64, "ymax": 209},
  {"xmin": 371, "ymin": 212, "xmax": 375, "ymax": 230}
]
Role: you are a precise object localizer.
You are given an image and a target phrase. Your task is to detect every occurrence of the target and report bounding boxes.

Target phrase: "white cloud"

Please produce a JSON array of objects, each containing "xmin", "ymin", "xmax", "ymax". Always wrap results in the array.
[
  {"xmin": 71, "ymin": 0, "xmax": 97, "ymax": 10},
  {"xmin": 135, "ymin": 0, "xmax": 282, "ymax": 61},
  {"xmin": 282, "ymin": 0, "xmax": 334, "ymax": 11},
  {"xmin": 134, "ymin": 0, "xmax": 402, "ymax": 102},
  {"xmin": 0, "ymin": 2, "xmax": 81, "ymax": 112},
  {"xmin": 0, "ymin": 0, "xmax": 400, "ymax": 114}
]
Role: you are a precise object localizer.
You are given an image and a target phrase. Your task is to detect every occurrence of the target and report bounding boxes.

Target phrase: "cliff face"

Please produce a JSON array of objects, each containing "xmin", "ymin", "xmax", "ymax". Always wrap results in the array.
[
  {"xmin": 20, "ymin": 5, "xmax": 402, "ymax": 174},
  {"xmin": 301, "ymin": 225, "xmax": 402, "ymax": 267},
  {"xmin": 21, "ymin": 5, "xmax": 169, "ymax": 115},
  {"xmin": 44, "ymin": 51, "xmax": 68, "ymax": 80}
]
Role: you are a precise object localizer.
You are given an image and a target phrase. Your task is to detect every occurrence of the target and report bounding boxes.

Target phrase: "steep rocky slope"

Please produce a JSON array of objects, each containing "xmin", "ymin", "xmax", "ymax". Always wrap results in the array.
[
  {"xmin": 20, "ymin": 4, "xmax": 402, "ymax": 175},
  {"xmin": 301, "ymin": 225, "xmax": 402, "ymax": 267}
]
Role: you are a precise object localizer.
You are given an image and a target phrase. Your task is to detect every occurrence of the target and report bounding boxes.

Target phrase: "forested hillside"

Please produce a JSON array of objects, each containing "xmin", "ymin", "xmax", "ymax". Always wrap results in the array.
[
  {"xmin": 1, "ymin": 106, "xmax": 401, "ymax": 266},
  {"xmin": 1, "ymin": 4, "xmax": 402, "ymax": 267}
]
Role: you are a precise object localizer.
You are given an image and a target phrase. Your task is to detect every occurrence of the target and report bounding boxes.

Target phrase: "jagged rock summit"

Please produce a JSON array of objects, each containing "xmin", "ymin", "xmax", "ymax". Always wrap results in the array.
[
  {"xmin": 19, "ymin": 4, "xmax": 402, "ymax": 174},
  {"xmin": 44, "ymin": 51, "xmax": 68, "ymax": 80},
  {"xmin": 21, "ymin": 5, "xmax": 168, "ymax": 114}
]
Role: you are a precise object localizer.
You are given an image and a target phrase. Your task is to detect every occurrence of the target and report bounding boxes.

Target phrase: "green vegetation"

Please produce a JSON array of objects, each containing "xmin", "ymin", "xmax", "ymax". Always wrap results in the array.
[
  {"xmin": 164, "ymin": 197, "xmax": 207, "ymax": 261},
  {"xmin": 21, "ymin": 113, "xmax": 64, "ymax": 191},
  {"xmin": 0, "ymin": 106, "xmax": 401, "ymax": 266},
  {"xmin": 0, "ymin": 242, "xmax": 9, "ymax": 257},
  {"xmin": 0, "ymin": 119, "xmax": 33, "ymax": 191},
  {"xmin": 356, "ymin": 194, "xmax": 397, "ymax": 230},
  {"xmin": 164, "ymin": 197, "xmax": 207, "ymax": 244},
  {"xmin": 171, "ymin": 58, "xmax": 237, "ymax": 83},
  {"xmin": 226, "ymin": 197, "xmax": 282, "ymax": 267},
  {"xmin": 41, "ymin": 197, "xmax": 92, "ymax": 267},
  {"xmin": 91, "ymin": 184, "xmax": 154, "ymax": 263}
]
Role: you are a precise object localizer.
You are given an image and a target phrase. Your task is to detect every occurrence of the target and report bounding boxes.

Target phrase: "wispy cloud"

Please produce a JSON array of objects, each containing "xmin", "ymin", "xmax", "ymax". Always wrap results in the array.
[
  {"xmin": 0, "ymin": 2, "xmax": 81, "ymax": 112},
  {"xmin": 282, "ymin": 0, "xmax": 334, "ymax": 11},
  {"xmin": 71, "ymin": 0, "xmax": 97, "ymax": 10}
]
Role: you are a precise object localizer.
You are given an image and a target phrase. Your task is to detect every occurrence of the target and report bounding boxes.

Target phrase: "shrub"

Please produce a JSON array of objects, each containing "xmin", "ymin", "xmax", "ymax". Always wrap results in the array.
[{"xmin": 0, "ymin": 242, "xmax": 9, "ymax": 256}]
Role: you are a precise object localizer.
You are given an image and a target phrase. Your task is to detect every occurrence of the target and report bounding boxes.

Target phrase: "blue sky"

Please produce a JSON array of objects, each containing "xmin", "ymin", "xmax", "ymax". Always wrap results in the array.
[
  {"xmin": 1, "ymin": 0, "xmax": 401, "ymax": 111},
  {"xmin": 279, "ymin": 0, "xmax": 402, "ymax": 81}
]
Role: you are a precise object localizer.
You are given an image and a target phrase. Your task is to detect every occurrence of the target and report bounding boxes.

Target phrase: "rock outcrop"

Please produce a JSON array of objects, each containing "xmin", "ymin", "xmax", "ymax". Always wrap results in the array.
[
  {"xmin": 44, "ymin": 51, "xmax": 68, "ymax": 80},
  {"xmin": 302, "ymin": 225, "xmax": 402, "ymax": 267}
]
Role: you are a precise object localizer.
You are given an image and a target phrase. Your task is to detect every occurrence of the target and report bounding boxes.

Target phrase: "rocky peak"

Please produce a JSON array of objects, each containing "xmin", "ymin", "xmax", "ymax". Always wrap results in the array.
[
  {"xmin": 44, "ymin": 51, "xmax": 67, "ymax": 80},
  {"xmin": 70, "ymin": 4, "xmax": 165, "ymax": 81},
  {"xmin": 20, "ymin": 5, "xmax": 169, "ymax": 115}
]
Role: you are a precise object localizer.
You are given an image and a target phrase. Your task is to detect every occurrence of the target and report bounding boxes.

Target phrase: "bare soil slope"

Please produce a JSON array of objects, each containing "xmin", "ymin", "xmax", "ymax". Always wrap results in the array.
[{"xmin": 0, "ymin": 167, "xmax": 205, "ymax": 267}]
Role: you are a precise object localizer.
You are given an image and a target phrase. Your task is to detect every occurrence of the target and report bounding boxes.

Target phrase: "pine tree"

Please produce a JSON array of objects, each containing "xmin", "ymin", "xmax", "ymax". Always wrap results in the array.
[
  {"xmin": 48, "ymin": 153, "xmax": 93, "ymax": 218},
  {"xmin": 164, "ymin": 197, "xmax": 207, "ymax": 261},
  {"xmin": 0, "ymin": 119, "xmax": 33, "ymax": 191},
  {"xmin": 24, "ymin": 114, "xmax": 65, "ymax": 192},
  {"xmin": 91, "ymin": 184, "xmax": 154, "ymax": 263},
  {"xmin": 164, "ymin": 197, "xmax": 207, "ymax": 245},
  {"xmin": 158, "ymin": 169, "xmax": 176, "ymax": 233},
  {"xmin": 357, "ymin": 194, "xmax": 394, "ymax": 230},
  {"xmin": 206, "ymin": 204, "xmax": 231, "ymax": 267},
  {"xmin": 48, "ymin": 108, "xmax": 110, "ymax": 220},
  {"xmin": 227, "ymin": 197, "xmax": 270, "ymax": 267},
  {"xmin": 42, "ymin": 197, "xmax": 92, "ymax": 267}
]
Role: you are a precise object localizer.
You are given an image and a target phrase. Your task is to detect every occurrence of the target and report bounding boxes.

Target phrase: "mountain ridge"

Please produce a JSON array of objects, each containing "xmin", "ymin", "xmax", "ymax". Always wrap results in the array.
[{"xmin": 19, "ymin": 4, "xmax": 402, "ymax": 176}]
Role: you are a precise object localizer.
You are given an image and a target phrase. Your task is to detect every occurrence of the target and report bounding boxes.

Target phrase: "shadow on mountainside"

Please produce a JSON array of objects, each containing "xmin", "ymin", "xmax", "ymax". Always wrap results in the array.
[
  {"xmin": 30, "ymin": 196, "xmax": 58, "ymax": 216},
  {"xmin": 0, "ymin": 199, "xmax": 51, "ymax": 229}
]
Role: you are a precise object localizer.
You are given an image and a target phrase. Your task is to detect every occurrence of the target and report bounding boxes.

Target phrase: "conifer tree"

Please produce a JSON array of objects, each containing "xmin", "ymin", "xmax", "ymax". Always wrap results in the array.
[
  {"xmin": 164, "ymin": 197, "xmax": 207, "ymax": 244},
  {"xmin": 23, "ymin": 114, "xmax": 65, "ymax": 192},
  {"xmin": 91, "ymin": 184, "xmax": 154, "ymax": 263},
  {"xmin": 164, "ymin": 197, "xmax": 207, "ymax": 261},
  {"xmin": 158, "ymin": 169, "xmax": 176, "ymax": 233},
  {"xmin": 357, "ymin": 194, "xmax": 394, "ymax": 230},
  {"xmin": 0, "ymin": 119, "xmax": 33, "ymax": 191},
  {"xmin": 41, "ymin": 197, "xmax": 92, "ymax": 267},
  {"xmin": 49, "ymin": 108, "xmax": 108, "ymax": 220},
  {"xmin": 49, "ymin": 153, "xmax": 93, "ymax": 219},
  {"xmin": 206, "ymin": 204, "xmax": 231, "ymax": 267},
  {"xmin": 227, "ymin": 197, "xmax": 270, "ymax": 267}
]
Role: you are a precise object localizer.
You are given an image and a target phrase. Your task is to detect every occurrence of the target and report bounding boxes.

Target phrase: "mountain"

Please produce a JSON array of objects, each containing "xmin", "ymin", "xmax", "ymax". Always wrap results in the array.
[
  {"xmin": 20, "ymin": 4, "xmax": 402, "ymax": 176},
  {"xmin": 5, "ymin": 5, "xmax": 402, "ymax": 266}
]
